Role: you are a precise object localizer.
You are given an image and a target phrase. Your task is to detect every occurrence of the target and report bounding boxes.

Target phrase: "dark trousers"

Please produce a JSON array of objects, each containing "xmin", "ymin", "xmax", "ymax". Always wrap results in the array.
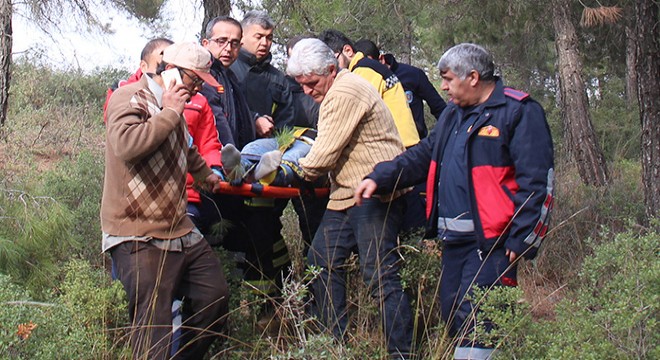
[
  {"xmin": 308, "ymin": 197, "xmax": 413, "ymax": 357},
  {"xmin": 194, "ymin": 193, "xmax": 289, "ymax": 296},
  {"xmin": 111, "ymin": 238, "xmax": 229, "ymax": 360},
  {"xmin": 400, "ymin": 182, "xmax": 428, "ymax": 235},
  {"xmin": 292, "ymin": 193, "xmax": 329, "ymax": 248},
  {"xmin": 440, "ymin": 241, "xmax": 517, "ymax": 350}
]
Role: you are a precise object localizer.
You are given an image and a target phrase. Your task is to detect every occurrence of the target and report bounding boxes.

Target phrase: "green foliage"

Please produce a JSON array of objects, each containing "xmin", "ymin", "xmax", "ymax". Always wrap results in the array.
[
  {"xmin": 487, "ymin": 228, "xmax": 659, "ymax": 359},
  {"xmin": 38, "ymin": 150, "xmax": 105, "ymax": 265},
  {"xmin": 537, "ymin": 159, "xmax": 645, "ymax": 282},
  {"xmin": 111, "ymin": 0, "xmax": 166, "ymax": 20},
  {"xmin": 588, "ymin": 75, "xmax": 640, "ymax": 161},
  {"xmin": 0, "ymin": 260, "xmax": 128, "ymax": 359},
  {"xmin": 471, "ymin": 286, "xmax": 532, "ymax": 350},
  {"xmin": 9, "ymin": 57, "xmax": 115, "ymax": 114},
  {"xmin": 398, "ymin": 237, "xmax": 443, "ymax": 349},
  {"xmin": 0, "ymin": 190, "xmax": 79, "ymax": 299}
]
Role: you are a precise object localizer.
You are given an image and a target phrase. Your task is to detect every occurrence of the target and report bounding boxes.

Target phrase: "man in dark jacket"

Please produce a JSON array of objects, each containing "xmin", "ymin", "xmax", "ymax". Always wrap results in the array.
[
  {"xmin": 230, "ymin": 10, "xmax": 295, "ymax": 136},
  {"xmin": 216, "ymin": 11, "xmax": 294, "ymax": 299},
  {"xmin": 355, "ymin": 43, "xmax": 554, "ymax": 360},
  {"xmin": 200, "ymin": 16, "xmax": 256, "ymax": 149}
]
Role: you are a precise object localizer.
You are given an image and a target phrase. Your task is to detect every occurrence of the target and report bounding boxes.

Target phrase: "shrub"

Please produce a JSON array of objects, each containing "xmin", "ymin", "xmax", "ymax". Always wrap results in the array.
[
  {"xmin": 38, "ymin": 150, "xmax": 105, "ymax": 266},
  {"xmin": 537, "ymin": 159, "xmax": 645, "ymax": 283},
  {"xmin": 0, "ymin": 189, "xmax": 79, "ymax": 299},
  {"xmin": 0, "ymin": 260, "xmax": 127, "ymax": 359},
  {"xmin": 486, "ymin": 227, "xmax": 659, "ymax": 359}
]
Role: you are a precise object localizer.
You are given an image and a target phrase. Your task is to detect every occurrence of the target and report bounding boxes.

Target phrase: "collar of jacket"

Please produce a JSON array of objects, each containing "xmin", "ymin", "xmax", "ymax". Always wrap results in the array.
[
  {"xmin": 348, "ymin": 51, "xmax": 364, "ymax": 71},
  {"xmin": 238, "ymin": 49, "xmax": 272, "ymax": 69},
  {"xmin": 209, "ymin": 57, "xmax": 228, "ymax": 78},
  {"xmin": 482, "ymin": 77, "xmax": 506, "ymax": 108}
]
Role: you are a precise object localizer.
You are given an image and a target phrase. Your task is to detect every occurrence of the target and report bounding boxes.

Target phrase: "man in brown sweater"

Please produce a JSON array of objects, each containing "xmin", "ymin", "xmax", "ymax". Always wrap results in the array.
[
  {"xmin": 287, "ymin": 38, "xmax": 414, "ymax": 359},
  {"xmin": 102, "ymin": 42, "xmax": 229, "ymax": 360}
]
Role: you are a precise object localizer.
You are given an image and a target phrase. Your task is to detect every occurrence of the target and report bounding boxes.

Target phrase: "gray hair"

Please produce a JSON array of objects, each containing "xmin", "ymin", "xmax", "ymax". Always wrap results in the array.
[
  {"xmin": 437, "ymin": 43, "xmax": 495, "ymax": 81},
  {"xmin": 286, "ymin": 38, "xmax": 338, "ymax": 77},
  {"xmin": 241, "ymin": 10, "xmax": 275, "ymax": 30}
]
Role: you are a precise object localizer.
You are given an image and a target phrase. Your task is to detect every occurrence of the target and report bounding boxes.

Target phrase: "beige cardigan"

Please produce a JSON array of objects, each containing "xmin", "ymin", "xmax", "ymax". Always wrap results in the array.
[{"xmin": 299, "ymin": 70, "xmax": 408, "ymax": 211}]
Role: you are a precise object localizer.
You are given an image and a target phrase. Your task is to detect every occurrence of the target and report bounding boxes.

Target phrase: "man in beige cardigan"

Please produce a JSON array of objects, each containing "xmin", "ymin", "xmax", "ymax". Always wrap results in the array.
[
  {"xmin": 103, "ymin": 42, "xmax": 228, "ymax": 360},
  {"xmin": 287, "ymin": 38, "xmax": 414, "ymax": 359}
]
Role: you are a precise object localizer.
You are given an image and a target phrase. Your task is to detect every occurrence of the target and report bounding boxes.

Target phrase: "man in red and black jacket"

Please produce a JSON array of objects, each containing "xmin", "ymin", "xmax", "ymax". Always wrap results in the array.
[{"xmin": 355, "ymin": 43, "xmax": 554, "ymax": 360}]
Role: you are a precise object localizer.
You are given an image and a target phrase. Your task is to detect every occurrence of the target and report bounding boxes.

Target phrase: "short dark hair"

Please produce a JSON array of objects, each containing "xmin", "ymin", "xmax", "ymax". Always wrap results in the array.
[
  {"xmin": 155, "ymin": 60, "xmax": 169, "ymax": 76},
  {"xmin": 205, "ymin": 16, "xmax": 242, "ymax": 39},
  {"xmin": 381, "ymin": 53, "xmax": 395, "ymax": 66},
  {"xmin": 140, "ymin": 38, "xmax": 173, "ymax": 61},
  {"xmin": 353, "ymin": 39, "xmax": 380, "ymax": 59},
  {"xmin": 318, "ymin": 29, "xmax": 353, "ymax": 53}
]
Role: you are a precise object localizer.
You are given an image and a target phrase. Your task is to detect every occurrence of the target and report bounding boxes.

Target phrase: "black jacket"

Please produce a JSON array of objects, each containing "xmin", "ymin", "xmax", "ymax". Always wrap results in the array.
[
  {"xmin": 230, "ymin": 50, "xmax": 295, "ymax": 130},
  {"xmin": 286, "ymin": 75, "xmax": 319, "ymax": 128},
  {"xmin": 389, "ymin": 56, "xmax": 446, "ymax": 138},
  {"xmin": 200, "ymin": 58, "xmax": 256, "ymax": 150}
]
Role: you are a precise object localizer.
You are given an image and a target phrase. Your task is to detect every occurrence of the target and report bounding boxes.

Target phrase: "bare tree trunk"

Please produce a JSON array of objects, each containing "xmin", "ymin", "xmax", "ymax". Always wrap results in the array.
[
  {"xmin": 635, "ymin": 0, "xmax": 660, "ymax": 221},
  {"xmin": 552, "ymin": 0, "xmax": 609, "ymax": 186},
  {"xmin": 201, "ymin": 0, "xmax": 231, "ymax": 38},
  {"xmin": 0, "ymin": 0, "xmax": 12, "ymax": 127},
  {"xmin": 625, "ymin": 25, "xmax": 638, "ymax": 107}
]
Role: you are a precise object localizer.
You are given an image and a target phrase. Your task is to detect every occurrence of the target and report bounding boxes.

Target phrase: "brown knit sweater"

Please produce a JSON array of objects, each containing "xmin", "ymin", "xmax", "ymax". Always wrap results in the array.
[
  {"xmin": 299, "ymin": 70, "xmax": 408, "ymax": 211},
  {"xmin": 101, "ymin": 76, "xmax": 211, "ymax": 239}
]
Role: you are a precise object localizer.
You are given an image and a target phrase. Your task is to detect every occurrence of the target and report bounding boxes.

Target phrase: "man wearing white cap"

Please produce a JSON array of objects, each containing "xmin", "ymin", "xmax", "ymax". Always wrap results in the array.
[{"xmin": 102, "ymin": 42, "xmax": 229, "ymax": 360}]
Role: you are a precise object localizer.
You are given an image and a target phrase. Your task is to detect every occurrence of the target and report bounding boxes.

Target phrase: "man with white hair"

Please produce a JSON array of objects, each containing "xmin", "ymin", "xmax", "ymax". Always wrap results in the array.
[
  {"xmin": 355, "ymin": 43, "xmax": 554, "ymax": 359},
  {"xmin": 287, "ymin": 38, "xmax": 414, "ymax": 359},
  {"xmin": 103, "ymin": 42, "xmax": 229, "ymax": 360}
]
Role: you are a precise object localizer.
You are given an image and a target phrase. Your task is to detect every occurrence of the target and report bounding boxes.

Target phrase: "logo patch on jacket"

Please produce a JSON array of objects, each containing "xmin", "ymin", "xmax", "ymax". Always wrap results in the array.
[
  {"xmin": 478, "ymin": 125, "xmax": 500, "ymax": 137},
  {"xmin": 405, "ymin": 90, "xmax": 413, "ymax": 103}
]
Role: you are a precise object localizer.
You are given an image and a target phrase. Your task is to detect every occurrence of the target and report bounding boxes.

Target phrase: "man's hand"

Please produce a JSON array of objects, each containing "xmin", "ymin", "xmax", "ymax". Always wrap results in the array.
[
  {"xmin": 204, "ymin": 172, "xmax": 222, "ymax": 193},
  {"xmin": 354, "ymin": 178, "xmax": 378, "ymax": 206},
  {"xmin": 505, "ymin": 249, "xmax": 518, "ymax": 263},
  {"xmin": 255, "ymin": 115, "xmax": 275, "ymax": 137},
  {"xmin": 161, "ymin": 83, "xmax": 190, "ymax": 115}
]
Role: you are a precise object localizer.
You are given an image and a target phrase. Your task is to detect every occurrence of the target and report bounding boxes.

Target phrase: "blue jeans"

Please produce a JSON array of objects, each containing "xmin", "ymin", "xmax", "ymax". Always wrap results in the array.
[
  {"xmin": 241, "ymin": 138, "xmax": 310, "ymax": 164},
  {"xmin": 240, "ymin": 138, "xmax": 310, "ymax": 186},
  {"xmin": 308, "ymin": 197, "xmax": 413, "ymax": 357}
]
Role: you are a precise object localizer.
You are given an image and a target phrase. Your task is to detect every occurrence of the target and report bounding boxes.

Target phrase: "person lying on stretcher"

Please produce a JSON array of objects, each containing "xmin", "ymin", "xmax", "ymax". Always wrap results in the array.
[{"xmin": 221, "ymin": 127, "xmax": 325, "ymax": 187}]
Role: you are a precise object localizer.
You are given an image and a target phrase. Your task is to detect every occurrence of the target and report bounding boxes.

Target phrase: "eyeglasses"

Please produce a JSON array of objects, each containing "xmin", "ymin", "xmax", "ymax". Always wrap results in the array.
[
  {"xmin": 210, "ymin": 37, "xmax": 241, "ymax": 49},
  {"xmin": 179, "ymin": 68, "xmax": 204, "ymax": 87}
]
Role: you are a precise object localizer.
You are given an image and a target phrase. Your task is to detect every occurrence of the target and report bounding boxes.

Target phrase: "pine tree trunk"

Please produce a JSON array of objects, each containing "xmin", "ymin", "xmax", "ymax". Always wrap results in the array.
[
  {"xmin": 551, "ymin": 0, "xmax": 609, "ymax": 186},
  {"xmin": 0, "ymin": 0, "xmax": 12, "ymax": 127},
  {"xmin": 635, "ymin": 0, "xmax": 660, "ymax": 220},
  {"xmin": 625, "ymin": 25, "xmax": 638, "ymax": 107},
  {"xmin": 201, "ymin": 0, "xmax": 231, "ymax": 38}
]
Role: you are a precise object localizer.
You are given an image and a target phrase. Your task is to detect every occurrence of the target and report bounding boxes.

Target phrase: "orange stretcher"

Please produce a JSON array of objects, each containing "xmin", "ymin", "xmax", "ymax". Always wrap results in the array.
[{"xmin": 214, "ymin": 181, "xmax": 329, "ymax": 199}]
